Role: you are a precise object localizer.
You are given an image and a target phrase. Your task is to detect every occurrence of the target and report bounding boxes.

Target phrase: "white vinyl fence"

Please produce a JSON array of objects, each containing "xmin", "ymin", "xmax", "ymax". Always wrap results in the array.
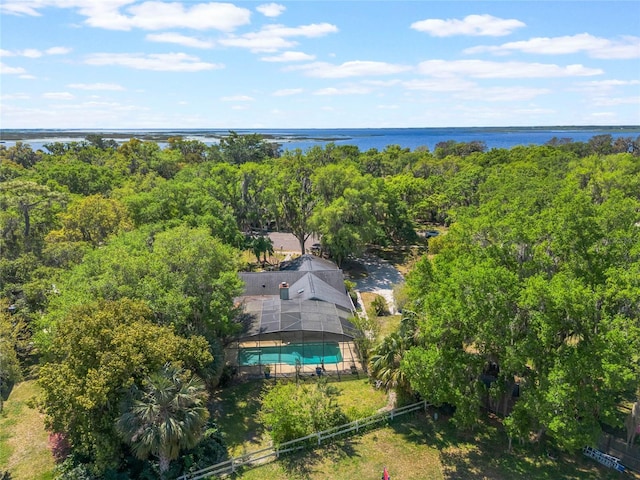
[{"xmin": 178, "ymin": 399, "xmax": 429, "ymax": 480}]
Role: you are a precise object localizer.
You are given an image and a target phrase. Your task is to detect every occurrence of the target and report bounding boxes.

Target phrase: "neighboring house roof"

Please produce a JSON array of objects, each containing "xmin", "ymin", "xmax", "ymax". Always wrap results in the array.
[{"xmin": 236, "ymin": 255, "xmax": 357, "ymax": 341}]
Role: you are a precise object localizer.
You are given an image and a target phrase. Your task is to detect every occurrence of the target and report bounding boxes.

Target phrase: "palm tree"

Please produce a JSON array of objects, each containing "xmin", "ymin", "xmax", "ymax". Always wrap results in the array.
[
  {"xmin": 368, "ymin": 313, "xmax": 419, "ymax": 403},
  {"xmin": 116, "ymin": 363, "xmax": 209, "ymax": 476},
  {"xmin": 369, "ymin": 332, "xmax": 410, "ymax": 392},
  {"xmin": 250, "ymin": 234, "xmax": 274, "ymax": 265}
]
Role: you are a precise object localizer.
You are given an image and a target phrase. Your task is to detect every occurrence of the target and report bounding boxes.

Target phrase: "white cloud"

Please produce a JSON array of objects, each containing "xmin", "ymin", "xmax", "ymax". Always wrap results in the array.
[
  {"xmin": 46, "ymin": 46, "xmax": 72, "ymax": 55},
  {"xmin": 221, "ymin": 95, "xmax": 254, "ymax": 101},
  {"xmin": 103, "ymin": 1, "xmax": 251, "ymax": 31},
  {"xmin": 231, "ymin": 105, "xmax": 249, "ymax": 110},
  {"xmin": 590, "ymin": 112, "xmax": 616, "ymax": 118},
  {"xmin": 465, "ymin": 33, "xmax": 640, "ymax": 59},
  {"xmin": 313, "ymin": 86, "xmax": 373, "ymax": 95},
  {"xmin": 1, "ymin": 1, "xmax": 251, "ymax": 32},
  {"xmin": 19, "ymin": 74, "xmax": 36, "ymax": 80},
  {"xmin": 220, "ymin": 23, "xmax": 338, "ymax": 52},
  {"xmin": 377, "ymin": 104, "xmax": 399, "ymax": 109},
  {"xmin": 43, "ymin": 92, "xmax": 74, "ymax": 100},
  {"xmin": 0, "ymin": 62, "xmax": 26, "ymax": 74},
  {"xmin": 293, "ymin": 60, "xmax": 412, "ymax": 78},
  {"xmin": 573, "ymin": 79, "xmax": 640, "ymax": 93},
  {"xmin": 261, "ymin": 51, "xmax": 315, "ymax": 62},
  {"xmin": 21, "ymin": 49, "xmax": 43, "ymax": 58},
  {"xmin": 0, "ymin": 1, "xmax": 44, "ymax": 16},
  {"xmin": 411, "ymin": 14, "xmax": 525, "ymax": 37},
  {"xmin": 257, "ymin": 3, "xmax": 285, "ymax": 17},
  {"xmin": 1, "ymin": 46, "xmax": 71, "ymax": 57},
  {"xmin": 592, "ymin": 96, "xmax": 640, "ymax": 107},
  {"xmin": 68, "ymin": 83, "xmax": 125, "ymax": 91},
  {"xmin": 363, "ymin": 79, "xmax": 402, "ymax": 87},
  {"xmin": 403, "ymin": 78, "xmax": 476, "ymax": 92},
  {"xmin": 454, "ymin": 86, "xmax": 550, "ymax": 102},
  {"xmin": 272, "ymin": 88, "xmax": 303, "ymax": 96},
  {"xmin": 85, "ymin": 52, "xmax": 223, "ymax": 72},
  {"xmin": 146, "ymin": 32, "xmax": 214, "ymax": 49},
  {"xmin": 417, "ymin": 59, "xmax": 602, "ymax": 78},
  {"xmin": 512, "ymin": 107, "xmax": 556, "ymax": 116},
  {"xmin": 0, "ymin": 93, "xmax": 30, "ymax": 100}
]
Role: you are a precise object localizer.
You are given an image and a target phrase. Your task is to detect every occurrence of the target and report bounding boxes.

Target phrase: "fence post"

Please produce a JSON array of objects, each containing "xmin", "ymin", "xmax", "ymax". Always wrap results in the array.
[
  {"xmin": 318, "ymin": 432, "xmax": 321, "ymax": 446},
  {"xmin": 356, "ymin": 419, "xmax": 359, "ymax": 433}
]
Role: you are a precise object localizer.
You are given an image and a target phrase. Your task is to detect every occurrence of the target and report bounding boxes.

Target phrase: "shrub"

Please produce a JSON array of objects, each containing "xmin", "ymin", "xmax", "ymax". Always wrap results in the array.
[
  {"xmin": 259, "ymin": 378, "xmax": 347, "ymax": 445},
  {"xmin": 371, "ymin": 295, "xmax": 390, "ymax": 316}
]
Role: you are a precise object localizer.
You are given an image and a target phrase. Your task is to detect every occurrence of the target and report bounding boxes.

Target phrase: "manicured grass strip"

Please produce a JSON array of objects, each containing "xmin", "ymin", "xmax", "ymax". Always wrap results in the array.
[{"xmin": 0, "ymin": 380, "xmax": 55, "ymax": 480}]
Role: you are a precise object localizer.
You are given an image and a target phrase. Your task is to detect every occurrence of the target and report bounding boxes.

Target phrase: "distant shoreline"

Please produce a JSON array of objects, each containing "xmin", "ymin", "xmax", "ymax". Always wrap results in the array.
[{"xmin": 1, "ymin": 126, "xmax": 639, "ymax": 142}]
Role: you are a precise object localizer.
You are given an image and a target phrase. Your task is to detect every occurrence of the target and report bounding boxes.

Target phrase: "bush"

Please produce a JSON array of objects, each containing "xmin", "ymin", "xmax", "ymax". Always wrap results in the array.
[
  {"xmin": 371, "ymin": 295, "xmax": 390, "ymax": 316},
  {"xmin": 259, "ymin": 378, "xmax": 347, "ymax": 445},
  {"xmin": 344, "ymin": 279, "xmax": 359, "ymax": 307},
  {"xmin": 49, "ymin": 432, "xmax": 71, "ymax": 463}
]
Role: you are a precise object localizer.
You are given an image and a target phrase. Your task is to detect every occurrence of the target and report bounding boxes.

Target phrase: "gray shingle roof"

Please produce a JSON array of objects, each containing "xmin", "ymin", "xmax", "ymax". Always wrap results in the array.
[{"xmin": 236, "ymin": 255, "xmax": 356, "ymax": 340}]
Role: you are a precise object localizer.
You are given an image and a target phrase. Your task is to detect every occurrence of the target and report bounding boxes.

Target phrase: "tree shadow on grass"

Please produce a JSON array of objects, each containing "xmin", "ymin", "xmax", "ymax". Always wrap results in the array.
[
  {"xmin": 212, "ymin": 380, "xmax": 266, "ymax": 451},
  {"xmin": 278, "ymin": 437, "xmax": 362, "ymax": 479},
  {"xmin": 389, "ymin": 411, "xmax": 624, "ymax": 480}
]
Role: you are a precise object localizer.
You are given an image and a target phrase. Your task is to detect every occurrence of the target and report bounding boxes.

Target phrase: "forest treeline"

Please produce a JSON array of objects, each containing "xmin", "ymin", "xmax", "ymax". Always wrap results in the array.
[{"xmin": 1, "ymin": 132, "xmax": 639, "ymax": 477}]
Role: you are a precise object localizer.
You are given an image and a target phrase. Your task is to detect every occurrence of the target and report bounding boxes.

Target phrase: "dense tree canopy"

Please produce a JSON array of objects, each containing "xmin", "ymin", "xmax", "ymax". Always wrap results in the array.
[
  {"xmin": 38, "ymin": 299, "xmax": 212, "ymax": 471},
  {"xmin": 2, "ymin": 132, "xmax": 640, "ymax": 474},
  {"xmin": 401, "ymin": 151, "xmax": 640, "ymax": 450}
]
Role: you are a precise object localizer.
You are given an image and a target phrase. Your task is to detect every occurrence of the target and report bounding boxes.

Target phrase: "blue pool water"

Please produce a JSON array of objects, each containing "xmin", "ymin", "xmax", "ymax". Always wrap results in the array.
[{"xmin": 239, "ymin": 342, "xmax": 343, "ymax": 366}]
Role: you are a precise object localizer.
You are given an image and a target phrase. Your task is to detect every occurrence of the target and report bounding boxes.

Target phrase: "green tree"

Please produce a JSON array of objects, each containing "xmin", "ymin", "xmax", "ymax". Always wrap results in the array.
[
  {"xmin": 116, "ymin": 363, "xmax": 209, "ymax": 476},
  {"xmin": 259, "ymin": 379, "xmax": 346, "ymax": 445},
  {"xmin": 311, "ymin": 186, "xmax": 382, "ymax": 265},
  {"xmin": 38, "ymin": 299, "xmax": 212, "ymax": 472},
  {"xmin": 45, "ymin": 225, "xmax": 242, "ymax": 342},
  {"xmin": 0, "ymin": 180, "xmax": 66, "ymax": 257},
  {"xmin": 0, "ymin": 335, "xmax": 22, "ymax": 413},
  {"xmin": 219, "ymin": 131, "xmax": 280, "ymax": 164},
  {"xmin": 401, "ymin": 159, "xmax": 640, "ymax": 448},
  {"xmin": 248, "ymin": 234, "xmax": 274, "ymax": 265},
  {"xmin": 47, "ymin": 194, "xmax": 132, "ymax": 245},
  {"xmin": 275, "ymin": 150, "xmax": 319, "ymax": 254}
]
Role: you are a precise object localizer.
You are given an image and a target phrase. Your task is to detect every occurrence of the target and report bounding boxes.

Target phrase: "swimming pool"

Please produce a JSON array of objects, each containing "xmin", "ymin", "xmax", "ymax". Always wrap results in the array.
[{"xmin": 238, "ymin": 342, "xmax": 343, "ymax": 366}]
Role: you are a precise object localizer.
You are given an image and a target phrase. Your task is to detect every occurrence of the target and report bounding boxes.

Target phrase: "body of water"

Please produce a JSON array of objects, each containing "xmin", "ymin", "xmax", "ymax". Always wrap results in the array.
[{"xmin": 1, "ymin": 126, "xmax": 639, "ymax": 152}]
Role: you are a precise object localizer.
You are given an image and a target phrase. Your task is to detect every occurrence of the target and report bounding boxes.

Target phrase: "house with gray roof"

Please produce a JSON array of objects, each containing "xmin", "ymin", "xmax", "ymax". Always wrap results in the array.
[
  {"xmin": 236, "ymin": 255, "xmax": 357, "ymax": 343},
  {"xmin": 231, "ymin": 255, "xmax": 359, "ymax": 375}
]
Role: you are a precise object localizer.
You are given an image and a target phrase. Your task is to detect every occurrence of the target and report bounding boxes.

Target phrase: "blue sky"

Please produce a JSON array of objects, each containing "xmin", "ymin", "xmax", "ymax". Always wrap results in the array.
[{"xmin": 1, "ymin": 1, "xmax": 639, "ymax": 129}]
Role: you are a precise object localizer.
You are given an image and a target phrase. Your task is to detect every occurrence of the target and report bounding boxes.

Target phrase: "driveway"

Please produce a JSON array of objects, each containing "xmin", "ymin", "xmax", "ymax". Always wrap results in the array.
[{"xmin": 353, "ymin": 253, "xmax": 404, "ymax": 314}]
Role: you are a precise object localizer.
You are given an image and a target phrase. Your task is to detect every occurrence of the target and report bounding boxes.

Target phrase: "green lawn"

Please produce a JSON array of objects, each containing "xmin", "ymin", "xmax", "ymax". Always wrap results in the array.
[
  {"xmin": 230, "ymin": 411, "xmax": 628, "ymax": 480},
  {"xmin": 0, "ymin": 380, "xmax": 55, "ymax": 480},
  {"xmin": 212, "ymin": 376, "xmax": 388, "ymax": 457},
  {"xmin": 213, "ymin": 377, "xmax": 630, "ymax": 480}
]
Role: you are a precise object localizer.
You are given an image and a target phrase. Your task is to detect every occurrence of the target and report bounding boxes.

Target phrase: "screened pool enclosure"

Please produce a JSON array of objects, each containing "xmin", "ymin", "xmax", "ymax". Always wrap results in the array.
[{"xmin": 228, "ymin": 255, "xmax": 361, "ymax": 378}]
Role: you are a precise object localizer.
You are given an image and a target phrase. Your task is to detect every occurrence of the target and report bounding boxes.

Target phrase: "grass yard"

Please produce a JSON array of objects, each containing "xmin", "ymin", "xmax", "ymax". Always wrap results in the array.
[
  {"xmin": 230, "ymin": 411, "xmax": 628, "ymax": 480},
  {"xmin": 212, "ymin": 376, "xmax": 388, "ymax": 457},
  {"xmin": 359, "ymin": 291, "xmax": 401, "ymax": 341},
  {"xmin": 0, "ymin": 380, "xmax": 55, "ymax": 480},
  {"xmin": 212, "ymin": 376, "xmax": 629, "ymax": 480}
]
